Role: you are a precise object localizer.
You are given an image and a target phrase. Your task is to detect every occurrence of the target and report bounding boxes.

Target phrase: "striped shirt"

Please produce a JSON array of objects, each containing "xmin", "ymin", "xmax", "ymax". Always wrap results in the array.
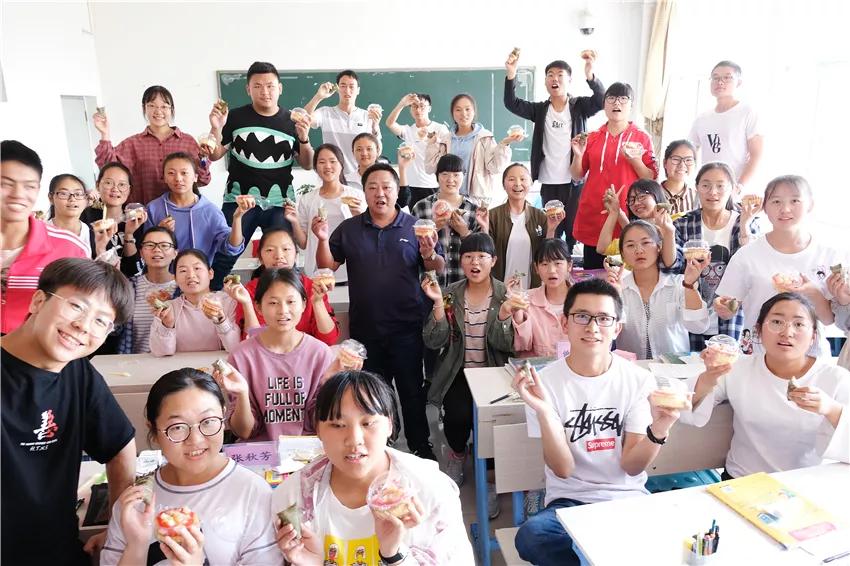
[
  {"xmin": 464, "ymin": 294, "xmax": 491, "ymax": 368},
  {"xmin": 661, "ymin": 181, "xmax": 697, "ymax": 216},
  {"xmin": 411, "ymin": 194, "xmax": 480, "ymax": 287},
  {"xmin": 130, "ymin": 275, "xmax": 176, "ymax": 353}
]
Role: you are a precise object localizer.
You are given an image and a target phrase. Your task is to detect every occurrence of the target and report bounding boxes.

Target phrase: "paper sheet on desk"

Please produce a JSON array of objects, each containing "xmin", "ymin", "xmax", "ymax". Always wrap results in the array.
[
  {"xmin": 799, "ymin": 529, "xmax": 850, "ymax": 562},
  {"xmin": 648, "ymin": 362, "xmax": 705, "ymax": 380}
]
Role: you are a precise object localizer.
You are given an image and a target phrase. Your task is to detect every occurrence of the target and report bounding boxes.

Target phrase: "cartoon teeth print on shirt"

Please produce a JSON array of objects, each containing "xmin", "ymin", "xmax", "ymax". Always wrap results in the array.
[
  {"xmin": 564, "ymin": 404, "xmax": 624, "ymax": 453},
  {"xmin": 230, "ymin": 127, "xmax": 296, "ymax": 170}
]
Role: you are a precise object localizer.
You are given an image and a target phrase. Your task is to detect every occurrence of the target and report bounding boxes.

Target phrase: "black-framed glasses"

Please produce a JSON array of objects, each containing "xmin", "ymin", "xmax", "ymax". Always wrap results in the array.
[
  {"xmin": 159, "ymin": 416, "xmax": 224, "ymax": 443},
  {"xmin": 53, "ymin": 191, "xmax": 88, "ymax": 201},
  {"xmin": 667, "ymin": 156, "xmax": 695, "ymax": 166},
  {"xmin": 141, "ymin": 242, "xmax": 176, "ymax": 251},
  {"xmin": 568, "ymin": 312, "xmax": 618, "ymax": 327},
  {"xmin": 605, "ymin": 95, "xmax": 630, "ymax": 105},
  {"xmin": 627, "ymin": 192, "xmax": 652, "ymax": 205},
  {"xmin": 46, "ymin": 292, "xmax": 115, "ymax": 337}
]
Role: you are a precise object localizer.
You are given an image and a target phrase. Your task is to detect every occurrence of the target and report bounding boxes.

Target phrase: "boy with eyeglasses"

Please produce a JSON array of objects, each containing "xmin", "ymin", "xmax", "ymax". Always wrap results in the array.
[
  {"xmin": 1, "ymin": 257, "xmax": 136, "ymax": 565},
  {"xmin": 1, "ymin": 140, "xmax": 89, "ymax": 334},
  {"xmin": 688, "ymin": 60, "xmax": 764, "ymax": 194},
  {"xmin": 512, "ymin": 278, "xmax": 683, "ymax": 565}
]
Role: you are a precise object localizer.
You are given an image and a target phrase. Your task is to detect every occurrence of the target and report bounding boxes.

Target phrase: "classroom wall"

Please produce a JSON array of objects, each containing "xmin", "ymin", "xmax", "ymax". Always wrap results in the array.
[
  {"xmin": 1, "ymin": 2, "xmax": 102, "ymax": 208},
  {"xmin": 89, "ymin": 0, "xmax": 651, "ymax": 207}
]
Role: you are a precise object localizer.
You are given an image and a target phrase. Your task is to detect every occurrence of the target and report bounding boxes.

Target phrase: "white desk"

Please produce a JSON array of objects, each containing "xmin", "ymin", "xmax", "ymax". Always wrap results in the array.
[
  {"xmin": 558, "ymin": 463, "xmax": 850, "ymax": 565},
  {"xmin": 92, "ymin": 351, "xmax": 227, "ymax": 452}
]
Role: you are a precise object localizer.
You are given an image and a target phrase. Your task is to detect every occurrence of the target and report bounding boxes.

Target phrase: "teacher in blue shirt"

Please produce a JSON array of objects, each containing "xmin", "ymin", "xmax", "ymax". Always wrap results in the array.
[{"xmin": 314, "ymin": 163, "xmax": 445, "ymax": 460}]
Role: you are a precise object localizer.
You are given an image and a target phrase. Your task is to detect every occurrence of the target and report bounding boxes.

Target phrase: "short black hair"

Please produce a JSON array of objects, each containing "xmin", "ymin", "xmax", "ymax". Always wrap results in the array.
[
  {"xmin": 97, "ymin": 161, "xmax": 133, "ymax": 187},
  {"xmin": 449, "ymin": 93, "xmax": 477, "ymax": 127},
  {"xmin": 534, "ymin": 238, "xmax": 572, "ymax": 265},
  {"xmin": 663, "ymin": 139, "xmax": 696, "ymax": 161},
  {"xmin": 627, "ymin": 179, "xmax": 667, "ymax": 220},
  {"xmin": 563, "ymin": 278, "xmax": 623, "ymax": 320},
  {"xmin": 162, "ymin": 152, "xmax": 200, "ymax": 196},
  {"xmin": 459, "ymin": 232, "xmax": 496, "ymax": 257},
  {"xmin": 605, "ymin": 82, "xmax": 634, "ymax": 100},
  {"xmin": 315, "ymin": 370, "xmax": 399, "ymax": 443},
  {"xmin": 142, "ymin": 85, "xmax": 175, "ymax": 116},
  {"xmin": 501, "ymin": 162, "xmax": 530, "ymax": 185},
  {"xmin": 247, "ymin": 61, "xmax": 280, "ymax": 83},
  {"xmin": 545, "ymin": 60, "xmax": 572, "ymax": 75},
  {"xmin": 253, "ymin": 226, "xmax": 296, "ymax": 279},
  {"xmin": 361, "ymin": 163, "xmax": 399, "ymax": 189},
  {"xmin": 313, "ymin": 143, "xmax": 348, "ymax": 184},
  {"xmin": 695, "ymin": 162, "xmax": 735, "ymax": 211},
  {"xmin": 1, "ymin": 140, "xmax": 43, "ymax": 178},
  {"xmin": 144, "ymin": 368, "xmax": 225, "ymax": 446},
  {"xmin": 619, "ymin": 220, "xmax": 662, "ymax": 259},
  {"xmin": 47, "ymin": 173, "xmax": 87, "ymax": 219},
  {"xmin": 415, "ymin": 93, "xmax": 432, "ymax": 105},
  {"xmin": 754, "ymin": 292, "xmax": 818, "ymax": 341},
  {"xmin": 255, "ymin": 267, "xmax": 306, "ymax": 304},
  {"xmin": 38, "ymin": 258, "xmax": 134, "ymax": 324},
  {"xmin": 436, "ymin": 154, "xmax": 464, "ymax": 175},
  {"xmin": 712, "ymin": 60, "xmax": 742, "ymax": 77},
  {"xmin": 141, "ymin": 225, "xmax": 178, "ymax": 248},
  {"xmin": 352, "ymin": 132, "xmax": 379, "ymax": 151},
  {"xmin": 175, "ymin": 248, "xmax": 211, "ymax": 270},
  {"xmin": 336, "ymin": 69, "xmax": 359, "ymax": 84}
]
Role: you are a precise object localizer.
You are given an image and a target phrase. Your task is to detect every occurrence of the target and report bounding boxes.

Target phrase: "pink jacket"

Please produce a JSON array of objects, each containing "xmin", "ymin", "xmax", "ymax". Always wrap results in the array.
[
  {"xmin": 513, "ymin": 286, "xmax": 570, "ymax": 357},
  {"xmin": 150, "ymin": 291, "xmax": 241, "ymax": 356}
]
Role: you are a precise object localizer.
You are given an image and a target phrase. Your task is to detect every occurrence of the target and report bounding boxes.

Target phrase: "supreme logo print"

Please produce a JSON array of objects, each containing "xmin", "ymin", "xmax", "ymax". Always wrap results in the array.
[{"xmin": 586, "ymin": 437, "xmax": 616, "ymax": 452}]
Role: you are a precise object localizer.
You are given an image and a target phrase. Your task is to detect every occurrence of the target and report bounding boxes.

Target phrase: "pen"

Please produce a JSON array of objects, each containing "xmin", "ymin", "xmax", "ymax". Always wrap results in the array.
[
  {"xmin": 824, "ymin": 550, "xmax": 850, "ymax": 563},
  {"xmin": 490, "ymin": 393, "xmax": 511, "ymax": 404}
]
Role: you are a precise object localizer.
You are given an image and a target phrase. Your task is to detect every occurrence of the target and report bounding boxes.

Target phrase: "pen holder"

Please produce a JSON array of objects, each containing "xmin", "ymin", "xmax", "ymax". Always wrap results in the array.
[{"xmin": 683, "ymin": 539, "xmax": 718, "ymax": 564}]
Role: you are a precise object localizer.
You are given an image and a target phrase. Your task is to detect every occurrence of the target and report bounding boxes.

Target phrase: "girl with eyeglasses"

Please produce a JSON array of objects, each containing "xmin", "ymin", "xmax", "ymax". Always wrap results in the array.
[
  {"xmin": 596, "ymin": 179, "xmax": 675, "ymax": 267},
  {"xmin": 93, "ymin": 85, "xmax": 211, "ymax": 204},
  {"xmin": 570, "ymin": 82, "xmax": 658, "ymax": 269},
  {"xmin": 682, "ymin": 293, "xmax": 849, "ymax": 479},
  {"xmin": 671, "ymin": 162, "xmax": 762, "ymax": 351},
  {"xmin": 46, "ymin": 173, "xmax": 95, "ymax": 257},
  {"xmin": 715, "ymin": 174, "xmax": 846, "ymax": 357},
  {"xmin": 101, "ymin": 368, "xmax": 281, "ymax": 565},
  {"xmin": 422, "ymin": 233, "xmax": 514, "ymax": 511},
  {"xmin": 660, "ymin": 140, "xmax": 698, "ymax": 215},
  {"xmin": 150, "ymin": 249, "xmax": 247, "ymax": 356},
  {"xmin": 605, "ymin": 220, "xmax": 709, "ymax": 359},
  {"xmin": 121, "ymin": 226, "xmax": 178, "ymax": 354}
]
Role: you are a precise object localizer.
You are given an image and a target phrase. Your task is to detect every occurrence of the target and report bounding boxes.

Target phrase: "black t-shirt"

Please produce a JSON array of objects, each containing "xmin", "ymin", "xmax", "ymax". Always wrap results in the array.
[
  {"xmin": 221, "ymin": 104, "xmax": 301, "ymax": 205},
  {"xmin": 1, "ymin": 349, "xmax": 135, "ymax": 565}
]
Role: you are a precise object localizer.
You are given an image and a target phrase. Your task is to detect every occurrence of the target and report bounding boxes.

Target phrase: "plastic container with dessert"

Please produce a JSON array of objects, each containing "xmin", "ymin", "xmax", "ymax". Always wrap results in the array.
[
  {"xmin": 122, "ymin": 202, "xmax": 145, "ymax": 223},
  {"xmin": 413, "ymin": 218, "xmax": 437, "ymax": 238},
  {"xmin": 367, "ymin": 470, "xmax": 415, "ymax": 518},
  {"xmin": 544, "ymin": 200, "xmax": 565, "ymax": 218},
  {"xmin": 704, "ymin": 334, "xmax": 740, "ymax": 366},
  {"xmin": 507, "ymin": 125, "xmax": 526, "ymax": 138},
  {"xmin": 155, "ymin": 506, "xmax": 199, "ymax": 544},
  {"xmin": 683, "ymin": 239, "xmax": 711, "ymax": 262},
  {"xmin": 506, "ymin": 291, "xmax": 530, "ymax": 310},
  {"xmin": 649, "ymin": 379, "xmax": 693, "ymax": 410},
  {"xmin": 312, "ymin": 268, "xmax": 336, "ymax": 288},
  {"xmin": 290, "ymin": 107, "xmax": 308, "ymax": 123},
  {"xmin": 92, "ymin": 218, "xmax": 117, "ymax": 233},
  {"xmin": 338, "ymin": 339, "xmax": 367, "ymax": 369},
  {"xmin": 398, "ymin": 142, "xmax": 414, "ymax": 160},
  {"xmin": 772, "ymin": 272, "xmax": 803, "ymax": 293}
]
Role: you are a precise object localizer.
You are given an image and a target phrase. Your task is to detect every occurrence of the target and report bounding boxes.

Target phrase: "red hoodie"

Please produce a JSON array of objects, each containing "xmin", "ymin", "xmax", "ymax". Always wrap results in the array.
[{"xmin": 573, "ymin": 122, "xmax": 658, "ymax": 246}]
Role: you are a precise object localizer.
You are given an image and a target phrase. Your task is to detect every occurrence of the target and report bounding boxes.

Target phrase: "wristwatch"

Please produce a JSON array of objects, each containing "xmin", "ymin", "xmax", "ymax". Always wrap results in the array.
[
  {"xmin": 682, "ymin": 279, "xmax": 697, "ymax": 290},
  {"xmin": 646, "ymin": 424, "xmax": 667, "ymax": 445},
  {"xmin": 379, "ymin": 546, "xmax": 407, "ymax": 565},
  {"xmin": 298, "ymin": 138, "xmax": 309, "ymax": 144}
]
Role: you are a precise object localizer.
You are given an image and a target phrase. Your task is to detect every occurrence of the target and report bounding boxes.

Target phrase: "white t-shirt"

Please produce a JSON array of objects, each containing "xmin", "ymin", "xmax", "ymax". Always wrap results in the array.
[
  {"xmin": 504, "ymin": 211, "xmax": 531, "ymax": 290},
  {"xmin": 101, "ymin": 460, "xmax": 281, "ymax": 566},
  {"xmin": 297, "ymin": 185, "xmax": 365, "ymax": 283},
  {"xmin": 399, "ymin": 122, "xmax": 450, "ymax": 188},
  {"xmin": 46, "ymin": 219, "xmax": 93, "ymax": 257},
  {"xmin": 525, "ymin": 355, "xmax": 655, "ymax": 505},
  {"xmin": 716, "ymin": 236, "xmax": 848, "ymax": 356},
  {"xmin": 538, "ymin": 104, "xmax": 573, "ymax": 184},
  {"xmin": 701, "ymin": 211, "xmax": 738, "ymax": 334},
  {"xmin": 682, "ymin": 355, "xmax": 850, "ymax": 478},
  {"xmin": 688, "ymin": 101, "xmax": 761, "ymax": 182},
  {"xmin": 313, "ymin": 106, "xmax": 380, "ymax": 185}
]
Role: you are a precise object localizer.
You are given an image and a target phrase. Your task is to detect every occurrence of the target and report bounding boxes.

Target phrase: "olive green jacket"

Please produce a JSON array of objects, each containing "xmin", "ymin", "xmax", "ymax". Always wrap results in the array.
[
  {"xmin": 488, "ymin": 202, "xmax": 548, "ymax": 287},
  {"xmin": 423, "ymin": 278, "xmax": 514, "ymax": 406}
]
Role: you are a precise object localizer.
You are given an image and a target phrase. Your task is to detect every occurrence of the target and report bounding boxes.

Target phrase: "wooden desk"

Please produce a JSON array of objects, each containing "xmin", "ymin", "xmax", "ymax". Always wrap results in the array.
[
  {"xmin": 92, "ymin": 351, "xmax": 227, "ymax": 452},
  {"xmin": 558, "ymin": 462, "xmax": 850, "ymax": 565}
]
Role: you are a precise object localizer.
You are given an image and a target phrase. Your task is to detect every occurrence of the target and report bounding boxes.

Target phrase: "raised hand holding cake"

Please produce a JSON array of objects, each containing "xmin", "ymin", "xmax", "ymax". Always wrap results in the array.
[
  {"xmin": 704, "ymin": 334, "xmax": 740, "ymax": 366},
  {"xmin": 367, "ymin": 470, "xmax": 415, "ymax": 519}
]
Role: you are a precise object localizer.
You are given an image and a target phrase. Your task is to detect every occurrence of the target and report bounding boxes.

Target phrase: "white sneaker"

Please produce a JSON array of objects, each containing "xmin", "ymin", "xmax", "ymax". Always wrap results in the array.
[
  {"xmin": 487, "ymin": 482, "xmax": 501, "ymax": 519},
  {"xmin": 445, "ymin": 450, "xmax": 466, "ymax": 487}
]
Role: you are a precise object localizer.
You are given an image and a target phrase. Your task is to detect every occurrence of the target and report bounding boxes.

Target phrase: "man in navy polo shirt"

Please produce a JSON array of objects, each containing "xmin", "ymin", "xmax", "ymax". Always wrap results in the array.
[{"xmin": 315, "ymin": 163, "xmax": 444, "ymax": 460}]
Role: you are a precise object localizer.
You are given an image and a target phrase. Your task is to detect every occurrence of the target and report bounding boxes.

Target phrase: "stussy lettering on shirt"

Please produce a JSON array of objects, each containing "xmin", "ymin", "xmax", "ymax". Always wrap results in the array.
[{"xmin": 564, "ymin": 403, "xmax": 624, "ymax": 452}]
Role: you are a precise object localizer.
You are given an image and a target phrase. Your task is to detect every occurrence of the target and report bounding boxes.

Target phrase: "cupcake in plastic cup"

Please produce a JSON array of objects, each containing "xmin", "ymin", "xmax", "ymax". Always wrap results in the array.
[
  {"xmin": 123, "ymin": 202, "xmax": 144, "ymax": 223},
  {"xmin": 312, "ymin": 268, "xmax": 335, "ymax": 289},
  {"xmin": 507, "ymin": 291, "xmax": 530, "ymax": 310},
  {"xmin": 201, "ymin": 294, "xmax": 222, "ymax": 319},
  {"xmin": 705, "ymin": 334, "xmax": 740, "ymax": 366},
  {"xmin": 507, "ymin": 125, "xmax": 526, "ymax": 138},
  {"xmin": 413, "ymin": 218, "xmax": 436, "ymax": 239},
  {"xmin": 290, "ymin": 107, "xmax": 308, "ymax": 123},
  {"xmin": 339, "ymin": 339, "xmax": 367, "ymax": 369},
  {"xmin": 621, "ymin": 141, "xmax": 645, "ymax": 159},
  {"xmin": 398, "ymin": 142, "xmax": 414, "ymax": 160},
  {"xmin": 92, "ymin": 217, "xmax": 117, "ymax": 233},
  {"xmin": 544, "ymin": 200, "xmax": 565, "ymax": 218},
  {"xmin": 683, "ymin": 239, "xmax": 711, "ymax": 263},
  {"xmin": 367, "ymin": 470, "xmax": 414, "ymax": 518},
  {"xmin": 367, "ymin": 103, "xmax": 383, "ymax": 115},
  {"xmin": 650, "ymin": 384, "xmax": 693, "ymax": 410},
  {"xmin": 432, "ymin": 199, "xmax": 452, "ymax": 219},
  {"xmin": 772, "ymin": 272, "xmax": 803, "ymax": 293}
]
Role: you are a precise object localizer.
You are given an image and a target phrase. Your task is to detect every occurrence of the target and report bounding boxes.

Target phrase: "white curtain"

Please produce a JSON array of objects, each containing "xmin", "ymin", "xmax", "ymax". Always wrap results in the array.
[{"xmin": 641, "ymin": 0, "xmax": 678, "ymax": 151}]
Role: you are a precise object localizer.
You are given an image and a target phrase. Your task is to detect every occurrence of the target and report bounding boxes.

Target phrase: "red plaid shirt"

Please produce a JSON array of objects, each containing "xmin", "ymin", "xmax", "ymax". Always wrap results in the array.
[{"xmin": 94, "ymin": 126, "xmax": 212, "ymax": 204}]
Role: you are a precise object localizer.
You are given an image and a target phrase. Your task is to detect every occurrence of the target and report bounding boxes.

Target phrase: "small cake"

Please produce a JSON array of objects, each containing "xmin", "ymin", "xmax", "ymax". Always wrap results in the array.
[
  {"xmin": 507, "ymin": 292, "xmax": 530, "ymax": 310},
  {"xmin": 211, "ymin": 358, "xmax": 234, "ymax": 376},
  {"xmin": 367, "ymin": 472, "xmax": 414, "ymax": 518},
  {"xmin": 520, "ymin": 359, "xmax": 535, "ymax": 387},
  {"xmin": 650, "ymin": 387, "xmax": 692, "ymax": 410},
  {"xmin": 398, "ymin": 142, "xmax": 414, "ymax": 159},
  {"xmin": 92, "ymin": 218, "xmax": 116, "ymax": 233},
  {"xmin": 156, "ymin": 507, "xmax": 198, "ymax": 544},
  {"xmin": 367, "ymin": 103, "xmax": 382, "ymax": 114},
  {"xmin": 317, "ymin": 205, "xmax": 328, "ymax": 221},
  {"xmin": 655, "ymin": 202, "xmax": 672, "ymax": 213},
  {"xmin": 683, "ymin": 239, "xmax": 711, "ymax": 262},
  {"xmin": 726, "ymin": 297, "xmax": 740, "ymax": 313},
  {"xmin": 340, "ymin": 195, "xmax": 361, "ymax": 207},
  {"xmin": 147, "ymin": 289, "xmax": 172, "ymax": 311},
  {"xmin": 621, "ymin": 141, "xmax": 645, "ymax": 158},
  {"xmin": 312, "ymin": 268, "xmax": 336, "ymax": 288},
  {"xmin": 413, "ymin": 218, "xmax": 437, "ymax": 238},
  {"xmin": 786, "ymin": 376, "xmax": 800, "ymax": 400},
  {"xmin": 200, "ymin": 295, "xmax": 222, "ymax": 318},
  {"xmin": 214, "ymin": 99, "xmax": 228, "ymax": 114},
  {"xmin": 578, "ymin": 132, "xmax": 588, "ymax": 144},
  {"xmin": 705, "ymin": 334, "xmax": 740, "ymax": 366},
  {"xmin": 604, "ymin": 255, "xmax": 624, "ymax": 269},
  {"xmin": 831, "ymin": 264, "xmax": 844, "ymax": 275},
  {"xmin": 290, "ymin": 107, "xmax": 308, "ymax": 122},
  {"xmin": 741, "ymin": 194, "xmax": 763, "ymax": 208},
  {"xmin": 544, "ymin": 200, "xmax": 565, "ymax": 218},
  {"xmin": 580, "ymin": 49, "xmax": 596, "ymax": 60},
  {"xmin": 223, "ymin": 274, "xmax": 241, "ymax": 286},
  {"xmin": 510, "ymin": 47, "xmax": 521, "ymax": 59},
  {"xmin": 507, "ymin": 125, "xmax": 526, "ymax": 138},
  {"xmin": 423, "ymin": 270, "xmax": 438, "ymax": 286},
  {"xmin": 338, "ymin": 339, "xmax": 367, "ymax": 368},
  {"xmin": 772, "ymin": 272, "xmax": 802, "ymax": 293}
]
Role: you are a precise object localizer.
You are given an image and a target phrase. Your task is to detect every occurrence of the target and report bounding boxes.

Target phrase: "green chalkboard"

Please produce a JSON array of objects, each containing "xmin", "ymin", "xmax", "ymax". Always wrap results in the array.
[{"xmin": 217, "ymin": 68, "xmax": 535, "ymax": 165}]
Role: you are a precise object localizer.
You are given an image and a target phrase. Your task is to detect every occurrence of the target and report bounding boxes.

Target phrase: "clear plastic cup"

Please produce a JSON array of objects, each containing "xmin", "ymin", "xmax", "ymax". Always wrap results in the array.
[
  {"xmin": 507, "ymin": 291, "xmax": 530, "ymax": 310},
  {"xmin": 367, "ymin": 103, "xmax": 383, "ymax": 114},
  {"xmin": 339, "ymin": 339, "xmax": 367, "ymax": 369},
  {"xmin": 544, "ymin": 199, "xmax": 565, "ymax": 218},
  {"xmin": 367, "ymin": 470, "xmax": 414, "ymax": 518},
  {"xmin": 290, "ymin": 107, "xmax": 308, "ymax": 123},
  {"xmin": 650, "ymin": 383, "xmax": 693, "ymax": 410},
  {"xmin": 312, "ymin": 268, "xmax": 335, "ymax": 288},
  {"xmin": 398, "ymin": 142, "xmax": 414, "ymax": 160},
  {"xmin": 507, "ymin": 125, "xmax": 526, "ymax": 138},
  {"xmin": 622, "ymin": 141, "xmax": 645, "ymax": 159},
  {"xmin": 705, "ymin": 334, "xmax": 740, "ymax": 366},
  {"xmin": 683, "ymin": 239, "xmax": 711, "ymax": 262},
  {"xmin": 741, "ymin": 194, "xmax": 763, "ymax": 208},
  {"xmin": 122, "ymin": 202, "xmax": 144, "ymax": 223},
  {"xmin": 772, "ymin": 272, "xmax": 803, "ymax": 292},
  {"xmin": 413, "ymin": 218, "xmax": 436, "ymax": 238},
  {"xmin": 91, "ymin": 218, "xmax": 116, "ymax": 233},
  {"xmin": 432, "ymin": 199, "xmax": 452, "ymax": 218}
]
